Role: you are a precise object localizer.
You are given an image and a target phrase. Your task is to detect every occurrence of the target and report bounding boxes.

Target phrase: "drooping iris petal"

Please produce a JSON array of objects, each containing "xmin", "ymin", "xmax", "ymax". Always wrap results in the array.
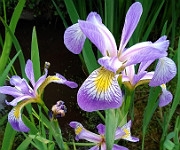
[
  {"xmin": 5, "ymin": 95, "xmax": 32, "ymax": 106},
  {"xmin": 77, "ymin": 67, "xmax": 122, "ymax": 112},
  {"xmin": 149, "ymin": 57, "xmax": 177, "ymax": 86},
  {"xmin": 69, "ymin": 121, "xmax": 101, "ymax": 143},
  {"xmin": 159, "ymin": 85, "xmax": 173, "ymax": 107},
  {"xmin": 120, "ymin": 41, "xmax": 168, "ymax": 66},
  {"xmin": 98, "ymin": 56, "xmax": 123, "ymax": 73},
  {"xmin": 0, "ymin": 86, "xmax": 23, "ymax": 97},
  {"xmin": 119, "ymin": 2, "xmax": 142, "ymax": 52},
  {"xmin": 8, "ymin": 107, "xmax": 29, "ymax": 132},
  {"xmin": 64, "ymin": 23, "xmax": 86, "ymax": 54},
  {"xmin": 55, "ymin": 73, "xmax": 78, "ymax": 88},
  {"xmin": 78, "ymin": 19, "xmax": 117, "ymax": 57},
  {"xmin": 25, "ymin": 59, "xmax": 35, "ymax": 87}
]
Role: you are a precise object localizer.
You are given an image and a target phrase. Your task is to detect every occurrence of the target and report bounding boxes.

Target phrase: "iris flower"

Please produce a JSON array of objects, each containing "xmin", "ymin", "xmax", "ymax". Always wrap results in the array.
[
  {"xmin": 122, "ymin": 55, "xmax": 176, "ymax": 107},
  {"xmin": 64, "ymin": 2, "xmax": 171, "ymax": 112},
  {"xmin": 70, "ymin": 120, "xmax": 139, "ymax": 150},
  {"xmin": 0, "ymin": 60, "xmax": 78, "ymax": 132}
]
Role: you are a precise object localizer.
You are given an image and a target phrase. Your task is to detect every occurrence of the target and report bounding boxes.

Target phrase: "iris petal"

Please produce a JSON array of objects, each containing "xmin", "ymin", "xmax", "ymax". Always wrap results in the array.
[
  {"xmin": 34, "ymin": 68, "xmax": 48, "ymax": 91},
  {"xmin": 113, "ymin": 144, "xmax": 129, "ymax": 150},
  {"xmin": 55, "ymin": 73, "xmax": 78, "ymax": 88},
  {"xmin": 159, "ymin": 85, "xmax": 173, "ymax": 107},
  {"xmin": 149, "ymin": 57, "xmax": 177, "ymax": 86},
  {"xmin": 120, "ymin": 120, "xmax": 139, "ymax": 142},
  {"xmin": 25, "ymin": 59, "xmax": 35, "ymax": 87},
  {"xmin": 69, "ymin": 121, "xmax": 101, "ymax": 143},
  {"xmin": 98, "ymin": 56, "xmax": 123, "ymax": 73},
  {"xmin": 119, "ymin": 2, "xmax": 142, "ymax": 52},
  {"xmin": 78, "ymin": 19, "xmax": 117, "ymax": 57},
  {"xmin": 5, "ymin": 95, "xmax": 32, "ymax": 106},
  {"xmin": 77, "ymin": 67, "xmax": 122, "ymax": 112},
  {"xmin": 8, "ymin": 107, "xmax": 29, "ymax": 132},
  {"xmin": 64, "ymin": 23, "xmax": 86, "ymax": 54},
  {"xmin": 97, "ymin": 123, "xmax": 105, "ymax": 135},
  {"xmin": 0, "ymin": 86, "xmax": 23, "ymax": 97},
  {"xmin": 120, "ymin": 41, "xmax": 167, "ymax": 66}
]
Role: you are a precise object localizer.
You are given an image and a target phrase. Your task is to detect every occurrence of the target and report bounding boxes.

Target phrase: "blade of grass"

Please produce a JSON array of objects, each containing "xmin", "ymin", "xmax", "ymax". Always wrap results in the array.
[
  {"xmin": 160, "ymin": 37, "xmax": 180, "ymax": 147},
  {"xmin": 142, "ymin": 86, "xmax": 161, "ymax": 150},
  {"xmin": 31, "ymin": 27, "xmax": 41, "ymax": 80},
  {"xmin": 0, "ymin": 17, "xmax": 26, "ymax": 78},
  {"xmin": 0, "ymin": 51, "xmax": 20, "ymax": 85},
  {"xmin": 1, "ymin": 122, "xmax": 16, "ymax": 150},
  {"xmin": 0, "ymin": 0, "xmax": 26, "ymax": 75},
  {"xmin": 51, "ymin": 0, "xmax": 68, "ymax": 28}
]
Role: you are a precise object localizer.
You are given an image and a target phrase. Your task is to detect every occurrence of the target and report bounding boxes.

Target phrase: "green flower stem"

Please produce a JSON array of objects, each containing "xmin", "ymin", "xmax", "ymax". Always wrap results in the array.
[
  {"xmin": 124, "ymin": 90, "xmax": 134, "ymax": 116},
  {"xmin": 67, "ymin": 142, "xmax": 95, "ymax": 146},
  {"xmin": 50, "ymin": 119, "xmax": 66, "ymax": 150},
  {"xmin": 105, "ymin": 109, "xmax": 117, "ymax": 150}
]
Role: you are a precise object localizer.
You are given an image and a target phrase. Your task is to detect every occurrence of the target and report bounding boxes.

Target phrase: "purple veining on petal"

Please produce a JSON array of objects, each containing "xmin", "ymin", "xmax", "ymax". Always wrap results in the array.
[
  {"xmin": 64, "ymin": 23, "xmax": 86, "ymax": 54},
  {"xmin": 77, "ymin": 68, "xmax": 122, "ymax": 112},
  {"xmin": 119, "ymin": 2, "xmax": 143, "ymax": 52},
  {"xmin": 149, "ymin": 57, "xmax": 177, "ymax": 86},
  {"xmin": 25, "ymin": 59, "xmax": 35, "ymax": 87}
]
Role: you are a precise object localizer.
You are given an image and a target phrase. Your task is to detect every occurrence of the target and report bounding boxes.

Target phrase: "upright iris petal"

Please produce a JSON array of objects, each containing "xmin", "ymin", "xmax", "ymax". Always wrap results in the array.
[{"xmin": 119, "ymin": 2, "xmax": 142, "ymax": 52}]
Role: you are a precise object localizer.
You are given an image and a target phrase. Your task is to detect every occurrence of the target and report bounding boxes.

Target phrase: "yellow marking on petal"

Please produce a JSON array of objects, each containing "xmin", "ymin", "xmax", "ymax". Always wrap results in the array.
[
  {"xmin": 160, "ymin": 84, "xmax": 166, "ymax": 89},
  {"xmin": 75, "ymin": 125, "xmax": 83, "ymax": 135},
  {"xmin": 94, "ymin": 67, "xmax": 115, "ymax": 93},
  {"xmin": 13, "ymin": 108, "xmax": 20, "ymax": 119},
  {"xmin": 38, "ymin": 76, "xmax": 60, "ymax": 95},
  {"xmin": 121, "ymin": 128, "xmax": 130, "ymax": 139},
  {"xmin": 13, "ymin": 98, "xmax": 37, "ymax": 119}
]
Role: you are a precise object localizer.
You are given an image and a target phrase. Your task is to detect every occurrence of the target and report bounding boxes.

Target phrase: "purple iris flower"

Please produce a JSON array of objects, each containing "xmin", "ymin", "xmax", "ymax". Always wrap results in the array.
[
  {"xmin": 0, "ymin": 59, "xmax": 78, "ymax": 132},
  {"xmin": 64, "ymin": 2, "xmax": 172, "ymax": 112},
  {"xmin": 122, "ymin": 55, "xmax": 176, "ymax": 107},
  {"xmin": 69, "ymin": 120, "xmax": 139, "ymax": 150}
]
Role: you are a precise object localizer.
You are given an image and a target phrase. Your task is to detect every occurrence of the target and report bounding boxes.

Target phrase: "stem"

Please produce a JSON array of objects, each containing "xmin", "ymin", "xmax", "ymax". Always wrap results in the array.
[
  {"xmin": 50, "ymin": 119, "xmax": 66, "ymax": 150},
  {"xmin": 96, "ymin": 111, "xmax": 105, "ymax": 122}
]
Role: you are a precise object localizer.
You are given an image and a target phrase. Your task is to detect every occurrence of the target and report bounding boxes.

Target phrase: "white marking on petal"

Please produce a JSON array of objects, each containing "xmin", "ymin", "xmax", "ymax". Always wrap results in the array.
[{"xmin": 77, "ymin": 67, "xmax": 122, "ymax": 111}]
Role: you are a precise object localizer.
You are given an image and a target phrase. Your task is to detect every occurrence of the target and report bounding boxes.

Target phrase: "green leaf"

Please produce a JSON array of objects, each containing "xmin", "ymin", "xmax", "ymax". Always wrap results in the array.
[
  {"xmin": 1, "ymin": 122, "xmax": 16, "ymax": 150},
  {"xmin": 0, "ymin": 51, "xmax": 20, "ymax": 85},
  {"xmin": 16, "ymin": 137, "xmax": 32, "ymax": 150},
  {"xmin": 0, "ymin": 17, "xmax": 26, "ymax": 78},
  {"xmin": 105, "ymin": 109, "xmax": 117, "ymax": 150},
  {"xmin": 0, "ymin": 0, "xmax": 26, "ymax": 75},
  {"xmin": 31, "ymin": 27, "xmax": 41, "ymax": 81},
  {"xmin": 142, "ymin": 86, "xmax": 160, "ymax": 149}
]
